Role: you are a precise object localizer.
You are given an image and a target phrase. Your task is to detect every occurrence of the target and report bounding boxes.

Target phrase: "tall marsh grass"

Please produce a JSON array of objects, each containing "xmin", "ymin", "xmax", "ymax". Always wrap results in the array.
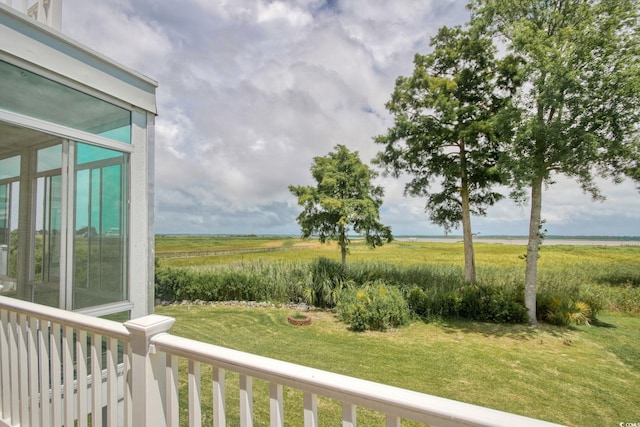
[{"xmin": 155, "ymin": 241, "xmax": 640, "ymax": 324}]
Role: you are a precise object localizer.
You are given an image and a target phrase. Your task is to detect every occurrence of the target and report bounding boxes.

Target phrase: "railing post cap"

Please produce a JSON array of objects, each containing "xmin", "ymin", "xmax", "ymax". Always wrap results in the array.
[{"xmin": 124, "ymin": 314, "xmax": 175, "ymax": 336}]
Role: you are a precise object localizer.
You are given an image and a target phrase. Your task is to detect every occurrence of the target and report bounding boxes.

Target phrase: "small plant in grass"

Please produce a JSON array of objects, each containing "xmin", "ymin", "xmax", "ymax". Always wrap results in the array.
[{"xmin": 335, "ymin": 281, "xmax": 411, "ymax": 332}]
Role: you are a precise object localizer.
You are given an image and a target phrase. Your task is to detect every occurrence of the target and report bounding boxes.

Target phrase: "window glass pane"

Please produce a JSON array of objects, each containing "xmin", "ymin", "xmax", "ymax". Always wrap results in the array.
[
  {"xmin": 37, "ymin": 144, "xmax": 62, "ymax": 172},
  {"xmin": 77, "ymin": 143, "xmax": 123, "ymax": 165},
  {"xmin": 0, "ymin": 181, "xmax": 19, "ymax": 292},
  {"xmin": 0, "ymin": 155, "xmax": 20, "ymax": 180},
  {"xmin": 73, "ymin": 143, "xmax": 128, "ymax": 309},
  {"xmin": 32, "ymin": 174, "xmax": 62, "ymax": 308},
  {"xmin": 0, "ymin": 60, "xmax": 131, "ymax": 144},
  {"xmin": 99, "ymin": 126, "xmax": 131, "ymax": 144}
]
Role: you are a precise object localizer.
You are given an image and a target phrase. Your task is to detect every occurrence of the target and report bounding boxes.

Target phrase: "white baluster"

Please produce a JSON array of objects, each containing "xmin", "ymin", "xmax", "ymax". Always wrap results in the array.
[
  {"xmin": 239, "ymin": 374, "xmax": 253, "ymax": 427},
  {"xmin": 303, "ymin": 392, "xmax": 318, "ymax": 427},
  {"xmin": 63, "ymin": 325, "xmax": 74, "ymax": 427},
  {"xmin": 77, "ymin": 329, "xmax": 88, "ymax": 427},
  {"xmin": 0, "ymin": 309, "xmax": 10, "ymax": 419},
  {"xmin": 212, "ymin": 367, "xmax": 226, "ymax": 427},
  {"xmin": 38, "ymin": 320, "xmax": 51, "ymax": 427},
  {"xmin": 269, "ymin": 383, "xmax": 284, "ymax": 427},
  {"xmin": 166, "ymin": 354, "xmax": 179, "ymax": 427},
  {"xmin": 188, "ymin": 360, "xmax": 201, "ymax": 427},
  {"xmin": 342, "ymin": 402, "xmax": 356, "ymax": 427},
  {"xmin": 386, "ymin": 415, "xmax": 401, "ymax": 427},
  {"xmin": 8, "ymin": 311, "xmax": 19, "ymax": 425},
  {"xmin": 106, "ymin": 337, "xmax": 118, "ymax": 427},
  {"xmin": 91, "ymin": 333, "xmax": 103, "ymax": 427},
  {"xmin": 29, "ymin": 316, "xmax": 40, "ymax": 427},
  {"xmin": 18, "ymin": 313, "xmax": 29, "ymax": 424},
  {"xmin": 50, "ymin": 323, "xmax": 62, "ymax": 427}
]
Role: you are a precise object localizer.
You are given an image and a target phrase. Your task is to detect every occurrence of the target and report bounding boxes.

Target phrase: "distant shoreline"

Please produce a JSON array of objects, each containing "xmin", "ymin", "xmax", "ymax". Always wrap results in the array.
[
  {"xmin": 395, "ymin": 236, "xmax": 640, "ymax": 246},
  {"xmin": 156, "ymin": 234, "xmax": 640, "ymax": 246}
]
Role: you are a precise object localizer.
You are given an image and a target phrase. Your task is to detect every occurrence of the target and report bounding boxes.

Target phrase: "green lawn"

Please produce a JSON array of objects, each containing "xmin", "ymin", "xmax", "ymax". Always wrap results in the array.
[
  {"xmin": 154, "ymin": 304, "xmax": 640, "ymax": 426},
  {"xmin": 153, "ymin": 236, "xmax": 640, "ymax": 425}
]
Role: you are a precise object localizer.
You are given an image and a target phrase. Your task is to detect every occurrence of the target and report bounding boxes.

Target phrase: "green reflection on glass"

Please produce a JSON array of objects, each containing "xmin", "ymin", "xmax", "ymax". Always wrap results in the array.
[
  {"xmin": 32, "ymin": 174, "xmax": 62, "ymax": 307},
  {"xmin": 0, "ymin": 181, "xmax": 19, "ymax": 281},
  {"xmin": 77, "ymin": 143, "xmax": 123, "ymax": 165},
  {"xmin": 0, "ymin": 60, "xmax": 131, "ymax": 144},
  {"xmin": 73, "ymin": 143, "xmax": 128, "ymax": 309}
]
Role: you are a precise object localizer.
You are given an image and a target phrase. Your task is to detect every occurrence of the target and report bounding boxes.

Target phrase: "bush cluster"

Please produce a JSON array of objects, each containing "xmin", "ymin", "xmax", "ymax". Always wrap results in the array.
[
  {"xmin": 537, "ymin": 294, "xmax": 593, "ymax": 326},
  {"xmin": 156, "ymin": 256, "xmax": 631, "ymax": 328},
  {"xmin": 294, "ymin": 257, "xmax": 351, "ymax": 308},
  {"xmin": 155, "ymin": 262, "xmax": 306, "ymax": 303},
  {"xmin": 407, "ymin": 284, "xmax": 528, "ymax": 323},
  {"xmin": 335, "ymin": 282, "xmax": 411, "ymax": 331}
]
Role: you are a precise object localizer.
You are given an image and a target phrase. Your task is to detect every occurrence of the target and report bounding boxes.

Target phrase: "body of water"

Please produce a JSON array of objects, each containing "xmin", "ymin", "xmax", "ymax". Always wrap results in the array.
[{"xmin": 395, "ymin": 235, "xmax": 640, "ymax": 246}]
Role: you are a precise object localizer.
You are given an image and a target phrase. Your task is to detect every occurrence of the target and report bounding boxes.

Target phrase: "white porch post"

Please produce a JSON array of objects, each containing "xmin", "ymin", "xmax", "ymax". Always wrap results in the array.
[{"xmin": 124, "ymin": 315, "xmax": 175, "ymax": 427}]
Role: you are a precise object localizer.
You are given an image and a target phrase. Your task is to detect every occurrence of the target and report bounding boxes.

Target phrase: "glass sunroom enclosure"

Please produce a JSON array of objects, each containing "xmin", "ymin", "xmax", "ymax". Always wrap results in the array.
[{"xmin": 0, "ymin": 3, "xmax": 157, "ymax": 319}]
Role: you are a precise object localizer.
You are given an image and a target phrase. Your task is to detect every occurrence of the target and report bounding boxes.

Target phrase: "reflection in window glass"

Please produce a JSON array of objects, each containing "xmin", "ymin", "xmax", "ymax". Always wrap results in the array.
[
  {"xmin": 37, "ymin": 144, "xmax": 62, "ymax": 172},
  {"xmin": 0, "ymin": 155, "xmax": 20, "ymax": 180},
  {"xmin": 0, "ymin": 181, "xmax": 19, "ymax": 290},
  {"xmin": 0, "ymin": 155, "xmax": 20, "ymax": 290},
  {"xmin": 32, "ymin": 174, "xmax": 62, "ymax": 307},
  {"xmin": 77, "ymin": 143, "xmax": 123, "ymax": 165},
  {"xmin": 0, "ymin": 60, "xmax": 131, "ymax": 144},
  {"xmin": 73, "ymin": 143, "xmax": 128, "ymax": 309}
]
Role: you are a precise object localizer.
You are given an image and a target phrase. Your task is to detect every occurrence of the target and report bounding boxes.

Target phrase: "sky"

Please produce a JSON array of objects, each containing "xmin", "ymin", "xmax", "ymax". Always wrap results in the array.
[{"xmin": 61, "ymin": 0, "xmax": 640, "ymax": 237}]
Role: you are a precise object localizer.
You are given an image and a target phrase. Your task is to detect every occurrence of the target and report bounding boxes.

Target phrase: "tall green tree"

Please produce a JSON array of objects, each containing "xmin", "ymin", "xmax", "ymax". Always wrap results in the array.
[
  {"xmin": 374, "ymin": 26, "xmax": 518, "ymax": 283},
  {"xmin": 289, "ymin": 144, "xmax": 393, "ymax": 267},
  {"xmin": 470, "ymin": 0, "xmax": 640, "ymax": 323}
]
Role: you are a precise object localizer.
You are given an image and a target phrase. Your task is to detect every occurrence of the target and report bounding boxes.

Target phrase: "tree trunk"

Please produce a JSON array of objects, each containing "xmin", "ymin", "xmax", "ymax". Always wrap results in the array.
[
  {"xmin": 459, "ymin": 141, "xmax": 476, "ymax": 283},
  {"xmin": 460, "ymin": 182, "xmax": 476, "ymax": 283},
  {"xmin": 339, "ymin": 224, "xmax": 347, "ymax": 268},
  {"xmin": 525, "ymin": 173, "xmax": 543, "ymax": 325}
]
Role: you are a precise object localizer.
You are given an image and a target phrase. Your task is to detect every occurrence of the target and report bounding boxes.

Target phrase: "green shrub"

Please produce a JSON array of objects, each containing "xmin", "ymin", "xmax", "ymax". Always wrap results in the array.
[
  {"xmin": 407, "ymin": 287, "xmax": 452, "ymax": 320},
  {"xmin": 295, "ymin": 258, "xmax": 351, "ymax": 308},
  {"xmin": 155, "ymin": 267, "xmax": 190, "ymax": 302},
  {"xmin": 346, "ymin": 262, "xmax": 464, "ymax": 294},
  {"xmin": 605, "ymin": 285, "xmax": 640, "ymax": 313},
  {"xmin": 536, "ymin": 293, "xmax": 593, "ymax": 326},
  {"xmin": 578, "ymin": 285, "xmax": 606, "ymax": 318},
  {"xmin": 407, "ymin": 284, "xmax": 527, "ymax": 323},
  {"xmin": 335, "ymin": 281, "xmax": 411, "ymax": 331},
  {"xmin": 457, "ymin": 284, "xmax": 528, "ymax": 323},
  {"xmin": 155, "ymin": 255, "xmax": 640, "ymax": 325},
  {"xmin": 154, "ymin": 265, "xmax": 294, "ymax": 303}
]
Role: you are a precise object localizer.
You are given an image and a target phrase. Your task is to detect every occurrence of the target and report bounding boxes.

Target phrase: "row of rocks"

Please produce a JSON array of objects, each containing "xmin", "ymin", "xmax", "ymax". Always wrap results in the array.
[{"xmin": 156, "ymin": 299, "xmax": 315, "ymax": 311}]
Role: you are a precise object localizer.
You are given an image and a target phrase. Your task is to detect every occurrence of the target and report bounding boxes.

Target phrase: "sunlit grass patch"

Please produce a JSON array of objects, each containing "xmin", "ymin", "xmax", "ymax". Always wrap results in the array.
[{"xmin": 156, "ymin": 304, "xmax": 640, "ymax": 426}]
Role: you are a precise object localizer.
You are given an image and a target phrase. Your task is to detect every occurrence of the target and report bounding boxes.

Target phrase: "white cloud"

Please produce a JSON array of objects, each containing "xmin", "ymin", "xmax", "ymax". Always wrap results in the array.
[
  {"xmin": 59, "ymin": 0, "xmax": 640, "ymax": 236},
  {"xmin": 63, "ymin": 0, "xmax": 173, "ymax": 76},
  {"xmin": 256, "ymin": 1, "xmax": 313, "ymax": 27}
]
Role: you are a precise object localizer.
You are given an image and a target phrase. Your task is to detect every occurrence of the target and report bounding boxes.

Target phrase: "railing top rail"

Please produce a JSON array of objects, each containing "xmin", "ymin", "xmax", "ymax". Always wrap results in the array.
[
  {"xmin": 0, "ymin": 296, "xmax": 130, "ymax": 340},
  {"xmin": 153, "ymin": 333, "xmax": 562, "ymax": 427}
]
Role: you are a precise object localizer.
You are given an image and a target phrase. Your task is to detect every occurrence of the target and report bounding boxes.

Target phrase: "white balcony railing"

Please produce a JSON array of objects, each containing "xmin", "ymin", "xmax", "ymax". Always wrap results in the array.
[
  {"xmin": 0, "ymin": 296, "xmax": 562, "ymax": 427},
  {"xmin": 1, "ymin": 0, "xmax": 62, "ymax": 30}
]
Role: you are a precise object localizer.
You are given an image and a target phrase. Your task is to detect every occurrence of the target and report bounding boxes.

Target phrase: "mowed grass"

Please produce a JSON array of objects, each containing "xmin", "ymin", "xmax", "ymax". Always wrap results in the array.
[
  {"xmin": 155, "ymin": 304, "xmax": 640, "ymax": 427},
  {"xmin": 154, "ymin": 236, "xmax": 640, "ymax": 425}
]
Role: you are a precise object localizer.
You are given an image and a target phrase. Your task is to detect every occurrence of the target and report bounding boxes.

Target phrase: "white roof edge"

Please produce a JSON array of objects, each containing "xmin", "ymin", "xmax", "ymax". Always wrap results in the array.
[{"xmin": 0, "ymin": 3, "xmax": 158, "ymax": 114}]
